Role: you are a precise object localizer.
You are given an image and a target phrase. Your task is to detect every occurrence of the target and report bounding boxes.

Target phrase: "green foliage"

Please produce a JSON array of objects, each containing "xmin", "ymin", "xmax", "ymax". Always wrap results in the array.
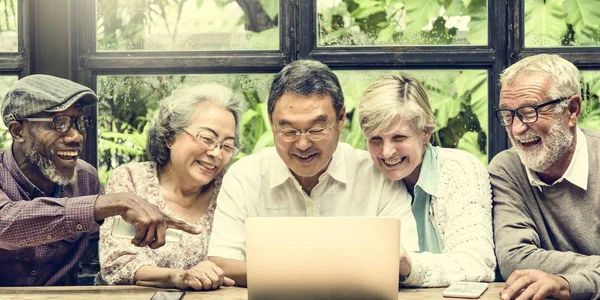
[{"xmin": 526, "ymin": 0, "xmax": 600, "ymax": 46}]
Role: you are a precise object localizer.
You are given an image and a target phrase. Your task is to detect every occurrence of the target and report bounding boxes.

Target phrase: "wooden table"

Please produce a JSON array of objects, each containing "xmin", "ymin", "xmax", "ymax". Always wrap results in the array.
[{"xmin": 0, "ymin": 283, "xmax": 503, "ymax": 300}]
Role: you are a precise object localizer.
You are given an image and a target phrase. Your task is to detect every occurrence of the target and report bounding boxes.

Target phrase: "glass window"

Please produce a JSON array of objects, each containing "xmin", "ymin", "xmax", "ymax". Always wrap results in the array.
[
  {"xmin": 525, "ymin": 0, "xmax": 600, "ymax": 47},
  {"xmin": 579, "ymin": 71, "xmax": 600, "ymax": 130},
  {"xmin": 317, "ymin": 0, "xmax": 488, "ymax": 46},
  {"xmin": 0, "ymin": 0, "xmax": 18, "ymax": 52},
  {"xmin": 96, "ymin": 0, "xmax": 279, "ymax": 51},
  {"xmin": 0, "ymin": 76, "xmax": 18, "ymax": 148},
  {"xmin": 96, "ymin": 74, "xmax": 274, "ymax": 183}
]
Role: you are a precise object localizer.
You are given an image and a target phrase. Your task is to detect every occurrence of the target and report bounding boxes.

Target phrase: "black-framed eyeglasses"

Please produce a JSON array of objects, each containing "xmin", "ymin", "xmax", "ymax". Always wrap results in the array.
[
  {"xmin": 275, "ymin": 124, "xmax": 335, "ymax": 142},
  {"xmin": 493, "ymin": 96, "xmax": 571, "ymax": 127},
  {"xmin": 23, "ymin": 114, "xmax": 91, "ymax": 133},
  {"xmin": 182, "ymin": 128, "xmax": 240, "ymax": 157}
]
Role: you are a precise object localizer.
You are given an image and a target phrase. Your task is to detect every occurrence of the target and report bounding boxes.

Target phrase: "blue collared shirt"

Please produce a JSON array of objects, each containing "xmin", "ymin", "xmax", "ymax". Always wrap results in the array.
[{"xmin": 411, "ymin": 143, "xmax": 441, "ymax": 253}]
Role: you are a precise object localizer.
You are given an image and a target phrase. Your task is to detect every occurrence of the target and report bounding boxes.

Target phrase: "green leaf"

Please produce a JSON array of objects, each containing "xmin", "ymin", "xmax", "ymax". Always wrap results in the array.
[
  {"xmin": 428, "ymin": 90, "xmax": 462, "ymax": 129},
  {"xmin": 405, "ymin": 0, "xmax": 442, "ymax": 35},
  {"xmin": 445, "ymin": 0, "xmax": 467, "ymax": 16},
  {"xmin": 466, "ymin": 0, "xmax": 487, "ymax": 44},
  {"xmin": 456, "ymin": 131, "xmax": 487, "ymax": 165},
  {"xmin": 377, "ymin": 24, "xmax": 396, "ymax": 42},
  {"xmin": 252, "ymin": 131, "xmax": 274, "ymax": 153},
  {"xmin": 241, "ymin": 109, "xmax": 258, "ymax": 128},
  {"xmin": 455, "ymin": 70, "xmax": 488, "ymax": 135},
  {"xmin": 351, "ymin": 6, "xmax": 386, "ymax": 19},
  {"xmin": 462, "ymin": 0, "xmax": 472, "ymax": 9},
  {"xmin": 525, "ymin": 0, "xmax": 567, "ymax": 47},
  {"xmin": 564, "ymin": 0, "xmax": 600, "ymax": 42},
  {"xmin": 196, "ymin": 0, "xmax": 204, "ymax": 9},
  {"xmin": 582, "ymin": 71, "xmax": 600, "ymax": 98},
  {"xmin": 259, "ymin": 0, "xmax": 279, "ymax": 21}
]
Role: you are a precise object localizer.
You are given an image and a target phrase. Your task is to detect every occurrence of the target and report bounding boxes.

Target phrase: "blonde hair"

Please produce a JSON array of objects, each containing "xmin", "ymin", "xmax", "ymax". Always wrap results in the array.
[
  {"xmin": 500, "ymin": 54, "xmax": 580, "ymax": 103},
  {"xmin": 359, "ymin": 74, "xmax": 435, "ymax": 137}
]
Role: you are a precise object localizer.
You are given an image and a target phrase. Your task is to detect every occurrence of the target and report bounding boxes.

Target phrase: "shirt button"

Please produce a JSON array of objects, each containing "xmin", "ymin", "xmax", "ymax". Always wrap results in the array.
[
  {"xmin": 76, "ymin": 224, "xmax": 83, "ymax": 230},
  {"xmin": 46, "ymin": 235, "xmax": 52, "ymax": 240},
  {"xmin": 30, "ymin": 270, "xmax": 36, "ymax": 276}
]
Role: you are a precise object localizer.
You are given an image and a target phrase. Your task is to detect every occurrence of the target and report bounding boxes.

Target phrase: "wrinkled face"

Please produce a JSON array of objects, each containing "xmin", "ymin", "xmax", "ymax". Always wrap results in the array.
[
  {"xmin": 499, "ymin": 73, "xmax": 574, "ymax": 172},
  {"xmin": 21, "ymin": 106, "xmax": 85, "ymax": 185},
  {"xmin": 366, "ymin": 118, "xmax": 430, "ymax": 181},
  {"xmin": 269, "ymin": 93, "xmax": 344, "ymax": 181},
  {"xmin": 169, "ymin": 101, "xmax": 236, "ymax": 187}
]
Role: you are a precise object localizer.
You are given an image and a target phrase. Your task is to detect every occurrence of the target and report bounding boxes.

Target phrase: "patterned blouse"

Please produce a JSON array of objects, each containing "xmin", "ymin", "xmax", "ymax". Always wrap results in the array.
[{"xmin": 98, "ymin": 161, "xmax": 220, "ymax": 285}]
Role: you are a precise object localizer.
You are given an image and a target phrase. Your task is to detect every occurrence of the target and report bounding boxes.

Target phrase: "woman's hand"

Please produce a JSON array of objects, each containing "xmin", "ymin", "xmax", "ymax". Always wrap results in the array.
[
  {"xmin": 171, "ymin": 260, "xmax": 235, "ymax": 290},
  {"xmin": 399, "ymin": 246, "xmax": 412, "ymax": 280}
]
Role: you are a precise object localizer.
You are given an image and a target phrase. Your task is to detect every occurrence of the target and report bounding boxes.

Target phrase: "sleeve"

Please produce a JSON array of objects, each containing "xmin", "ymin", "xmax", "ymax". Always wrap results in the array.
[
  {"xmin": 98, "ymin": 165, "xmax": 156, "ymax": 285},
  {"xmin": 402, "ymin": 152, "xmax": 496, "ymax": 287},
  {"xmin": 377, "ymin": 179, "xmax": 419, "ymax": 253},
  {"xmin": 207, "ymin": 164, "xmax": 249, "ymax": 261},
  {"xmin": 490, "ymin": 156, "xmax": 600, "ymax": 300},
  {"xmin": 0, "ymin": 178, "xmax": 100, "ymax": 250}
]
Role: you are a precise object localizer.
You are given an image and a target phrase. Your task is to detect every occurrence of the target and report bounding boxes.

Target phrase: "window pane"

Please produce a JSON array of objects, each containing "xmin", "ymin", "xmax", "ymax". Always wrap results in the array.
[
  {"xmin": 579, "ymin": 71, "xmax": 600, "ymax": 130},
  {"xmin": 525, "ymin": 0, "xmax": 600, "ymax": 47},
  {"xmin": 336, "ymin": 69, "xmax": 489, "ymax": 165},
  {"xmin": 0, "ymin": 0, "xmax": 18, "ymax": 52},
  {"xmin": 317, "ymin": 0, "xmax": 488, "ymax": 46},
  {"xmin": 0, "ymin": 76, "xmax": 18, "ymax": 148},
  {"xmin": 96, "ymin": 74, "xmax": 274, "ymax": 183},
  {"xmin": 96, "ymin": 0, "xmax": 279, "ymax": 51}
]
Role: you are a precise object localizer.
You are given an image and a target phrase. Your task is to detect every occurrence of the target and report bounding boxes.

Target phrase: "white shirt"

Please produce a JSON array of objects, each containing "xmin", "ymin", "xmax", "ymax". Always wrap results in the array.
[
  {"xmin": 208, "ymin": 143, "xmax": 418, "ymax": 260},
  {"xmin": 527, "ymin": 127, "xmax": 589, "ymax": 191}
]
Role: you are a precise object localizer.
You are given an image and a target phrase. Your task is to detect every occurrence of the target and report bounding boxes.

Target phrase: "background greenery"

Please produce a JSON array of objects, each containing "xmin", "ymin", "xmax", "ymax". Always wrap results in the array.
[{"xmin": 1, "ymin": 0, "xmax": 600, "ymax": 186}]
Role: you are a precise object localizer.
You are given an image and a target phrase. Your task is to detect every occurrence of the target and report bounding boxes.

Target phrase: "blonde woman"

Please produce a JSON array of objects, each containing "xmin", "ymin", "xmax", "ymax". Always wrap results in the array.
[{"xmin": 358, "ymin": 74, "xmax": 496, "ymax": 287}]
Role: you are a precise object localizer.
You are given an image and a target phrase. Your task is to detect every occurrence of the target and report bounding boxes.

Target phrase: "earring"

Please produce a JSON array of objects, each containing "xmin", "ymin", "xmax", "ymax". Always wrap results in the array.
[{"xmin": 167, "ymin": 143, "xmax": 172, "ymax": 149}]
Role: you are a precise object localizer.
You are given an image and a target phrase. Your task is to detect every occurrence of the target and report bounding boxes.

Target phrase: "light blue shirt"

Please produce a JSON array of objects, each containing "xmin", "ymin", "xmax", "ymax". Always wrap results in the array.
[{"xmin": 410, "ymin": 143, "xmax": 441, "ymax": 253}]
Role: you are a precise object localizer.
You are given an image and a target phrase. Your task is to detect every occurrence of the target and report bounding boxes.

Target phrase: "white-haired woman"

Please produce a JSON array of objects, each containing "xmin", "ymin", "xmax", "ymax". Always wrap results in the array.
[
  {"xmin": 99, "ymin": 83, "xmax": 243, "ymax": 290},
  {"xmin": 358, "ymin": 74, "xmax": 496, "ymax": 287}
]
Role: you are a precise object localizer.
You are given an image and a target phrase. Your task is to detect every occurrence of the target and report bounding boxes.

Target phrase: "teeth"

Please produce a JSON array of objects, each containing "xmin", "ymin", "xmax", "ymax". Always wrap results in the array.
[
  {"xmin": 383, "ymin": 157, "xmax": 403, "ymax": 165},
  {"xmin": 517, "ymin": 136, "xmax": 540, "ymax": 144},
  {"xmin": 57, "ymin": 151, "xmax": 78, "ymax": 157},
  {"xmin": 197, "ymin": 161, "xmax": 216, "ymax": 170}
]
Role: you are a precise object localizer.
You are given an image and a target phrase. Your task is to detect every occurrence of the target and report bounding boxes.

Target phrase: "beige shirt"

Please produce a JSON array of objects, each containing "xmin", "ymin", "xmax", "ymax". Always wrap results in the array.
[{"xmin": 208, "ymin": 143, "xmax": 418, "ymax": 260}]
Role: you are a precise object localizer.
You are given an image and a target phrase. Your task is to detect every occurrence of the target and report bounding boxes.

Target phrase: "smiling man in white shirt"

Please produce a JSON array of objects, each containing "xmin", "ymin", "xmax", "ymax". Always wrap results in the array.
[{"xmin": 208, "ymin": 59, "xmax": 418, "ymax": 287}]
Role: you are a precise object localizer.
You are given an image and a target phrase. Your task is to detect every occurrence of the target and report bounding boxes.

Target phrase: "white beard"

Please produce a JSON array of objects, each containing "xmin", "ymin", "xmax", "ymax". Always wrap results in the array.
[
  {"xmin": 511, "ymin": 118, "xmax": 573, "ymax": 172},
  {"xmin": 25, "ymin": 138, "xmax": 77, "ymax": 186}
]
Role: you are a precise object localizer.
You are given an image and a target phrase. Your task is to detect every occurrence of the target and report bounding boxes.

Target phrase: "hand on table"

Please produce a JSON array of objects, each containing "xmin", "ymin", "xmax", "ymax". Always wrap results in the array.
[
  {"xmin": 500, "ymin": 269, "xmax": 570, "ymax": 300},
  {"xmin": 172, "ymin": 261, "xmax": 235, "ymax": 290},
  {"xmin": 399, "ymin": 246, "xmax": 412, "ymax": 280}
]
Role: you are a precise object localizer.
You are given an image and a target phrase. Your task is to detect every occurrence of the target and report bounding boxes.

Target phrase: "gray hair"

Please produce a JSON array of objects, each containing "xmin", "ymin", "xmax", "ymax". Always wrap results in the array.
[
  {"xmin": 359, "ymin": 74, "xmax": 436, "ymax": 137},
  {"xmin": 500, "ymin": 54, "xmax": 580, "ymax": 113},
  {"xmin": 146, "ymin": 83, "xmax": 244, "ymax": 166},
  {"xmin": 267, "ymin": 59, "xmax": 345, "ymax": 119}
]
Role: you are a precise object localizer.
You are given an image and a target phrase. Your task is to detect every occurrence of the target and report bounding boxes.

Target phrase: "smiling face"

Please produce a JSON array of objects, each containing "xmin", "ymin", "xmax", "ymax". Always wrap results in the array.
[
  {"xmin": 499, "ymin": 73, "xmax": 575, "ymax": 172},
  {"xmin": 269, "ymin": 93, "xmax": 344, "ymax": 182},
  {"xmin": 168, "ymin": 101, "xmax": 236, "ymax": 188},
  {"xmin": 366, "ymin": 117, "xmax": 431, "ymax": 183},
  {"xmin": 20, "ymin": 106, "xmax": 86, "ymax": 185}
]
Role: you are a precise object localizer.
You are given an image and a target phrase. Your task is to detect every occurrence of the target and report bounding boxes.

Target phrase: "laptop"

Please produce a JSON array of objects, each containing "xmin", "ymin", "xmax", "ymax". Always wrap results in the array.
[{"xmin": 246, "ymin": 217, "xmax": 401, "ymax": 300}]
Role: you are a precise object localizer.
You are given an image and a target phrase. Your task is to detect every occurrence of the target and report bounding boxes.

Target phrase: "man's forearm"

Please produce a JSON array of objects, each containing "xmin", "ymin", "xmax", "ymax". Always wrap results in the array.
[{"xmin": 209, "ymin": 256, "xmax": 247, "ymax": 287}]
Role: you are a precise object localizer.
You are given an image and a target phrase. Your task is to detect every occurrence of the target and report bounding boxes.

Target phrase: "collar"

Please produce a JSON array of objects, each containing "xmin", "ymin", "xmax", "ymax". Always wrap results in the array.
[
  {"xmin": 526, "ymin": 127, "xmax": 588, "ymax": 191},
  {"xmin": 269, "ymin": 143, "xmax": 348, "ymax": 189},
  {"xmin": 415, "ymin": 143, "xmax": 438, "ymax": 197}
]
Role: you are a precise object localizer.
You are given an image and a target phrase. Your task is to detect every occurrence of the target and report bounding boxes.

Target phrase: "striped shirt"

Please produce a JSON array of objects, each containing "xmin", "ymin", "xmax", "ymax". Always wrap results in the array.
[{"xmin": 0, "ymin": 146, "xmax": 102, "ymax": 286}]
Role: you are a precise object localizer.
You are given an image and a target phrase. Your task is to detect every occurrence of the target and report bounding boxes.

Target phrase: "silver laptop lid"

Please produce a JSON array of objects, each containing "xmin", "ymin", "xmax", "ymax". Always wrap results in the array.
[{"xmin": 246, "ymin": 217, "xmax": 401, "ymax": 300}]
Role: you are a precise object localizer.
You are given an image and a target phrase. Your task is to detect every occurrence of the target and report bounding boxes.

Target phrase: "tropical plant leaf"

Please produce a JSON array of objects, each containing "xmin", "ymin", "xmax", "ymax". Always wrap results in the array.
[
  {"xmin": 444, "ymin": 0, "xmax": 467, "ymax": 16},
  {"xmin": 525, "ymin": 0, "xmax": 566, "ymax": 47},
  {"xmin": 404, "ymin": 0, "xmax": 442, "ymax": 36},
  {"xmin": 466, "ymin": 0, "xmax": 487, "ymax": 45},
  {"xmin": 563, "ymin": 0, "xmax": 600, "ymax": 43},
  {"xmin": 456, "ymin": 131, "xmax": 487, "ymax": 165},
  {"xmin": 455, "ymin": 70, "xmax": 488, "ymax": 135},
  {"xmin": 252, "ymin": 131, "xmax": 274, "ymax": 153},
  {"xmin": 428, "ymin": 89, "xmax": 462, "ymax": 129}
]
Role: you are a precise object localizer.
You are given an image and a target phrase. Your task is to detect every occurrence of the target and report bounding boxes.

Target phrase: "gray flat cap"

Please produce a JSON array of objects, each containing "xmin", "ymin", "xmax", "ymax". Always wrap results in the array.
[{"xmin": 2, "ymin": 74, "xmax": 98, "ymax": 126}]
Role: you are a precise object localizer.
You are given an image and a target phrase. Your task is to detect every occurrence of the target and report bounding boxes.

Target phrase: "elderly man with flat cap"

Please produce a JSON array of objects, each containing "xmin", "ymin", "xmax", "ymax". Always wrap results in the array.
[{"xmin": 0, "ymin": 74, "xmax": 201, "ymax": 286}]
